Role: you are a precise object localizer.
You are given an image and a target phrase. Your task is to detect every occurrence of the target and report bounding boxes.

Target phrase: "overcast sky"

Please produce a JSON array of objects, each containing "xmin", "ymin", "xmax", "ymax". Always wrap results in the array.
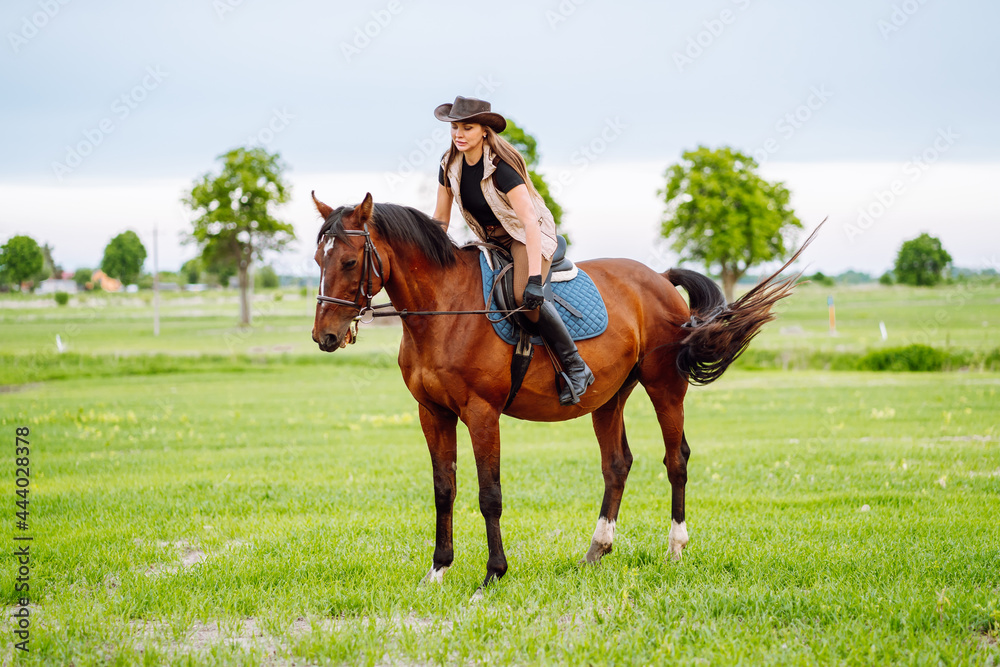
[{"xmin": 2, "ymin": 0, "xmax": 998, "ymax": 275}]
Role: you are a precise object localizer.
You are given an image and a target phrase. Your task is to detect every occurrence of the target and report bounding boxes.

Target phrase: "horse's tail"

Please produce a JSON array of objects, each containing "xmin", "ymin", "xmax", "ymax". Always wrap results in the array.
[{"xmin": 663, "ymin": 222, "xmax": 823, "ymax": 386}]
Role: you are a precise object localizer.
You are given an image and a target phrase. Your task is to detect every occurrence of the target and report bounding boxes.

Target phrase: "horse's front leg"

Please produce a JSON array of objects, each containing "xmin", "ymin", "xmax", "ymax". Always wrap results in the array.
[
  {"xmin": 419, "ymin": 403, "xmax": 458, "ymax": 585},
  {"xmin": 463, "ymin": 402, "xmax": 506, "ymax": 597}
]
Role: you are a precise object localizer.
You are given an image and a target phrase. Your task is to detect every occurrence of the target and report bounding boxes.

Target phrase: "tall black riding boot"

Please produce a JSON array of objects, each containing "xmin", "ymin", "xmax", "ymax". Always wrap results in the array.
[{"xmin": 534, "ymin": 301, "xmax": 595, "ymax": 405}]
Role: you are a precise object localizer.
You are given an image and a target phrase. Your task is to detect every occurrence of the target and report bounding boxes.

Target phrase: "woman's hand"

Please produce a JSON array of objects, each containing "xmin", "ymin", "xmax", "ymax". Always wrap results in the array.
[
  {"xmin": 433, "ymin": 184, "xmax": 453, "ymax": 231},
  {"xmin": 522, "ymin": 275, "xmax": 545, "ymax": 310},
  {"xmin": 507, "ymin": 184, "xmax": 542, "ymax": 276}
]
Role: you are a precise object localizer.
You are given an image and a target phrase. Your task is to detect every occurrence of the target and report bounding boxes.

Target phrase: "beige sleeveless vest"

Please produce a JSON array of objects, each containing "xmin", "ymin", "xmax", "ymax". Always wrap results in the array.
[{"xmin": 441, "ymin": 143, "xmax": 558, "ymax": 260}]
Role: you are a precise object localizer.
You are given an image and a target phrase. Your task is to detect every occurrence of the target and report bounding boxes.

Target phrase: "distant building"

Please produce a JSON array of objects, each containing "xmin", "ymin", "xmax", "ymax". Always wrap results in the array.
[
  {"xmin": 36, "ymin": 279, "xmax": 78, "ymax": 294},
  {"xmin": 90, "ymin": 270, "xmax": 123, "ymax": 292}
]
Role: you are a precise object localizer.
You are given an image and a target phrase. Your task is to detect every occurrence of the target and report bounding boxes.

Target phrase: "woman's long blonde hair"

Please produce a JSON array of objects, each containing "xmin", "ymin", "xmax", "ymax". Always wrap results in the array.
[{"xmin": 441, "ymin": 124, "xmax": 541, "ymax": 198}]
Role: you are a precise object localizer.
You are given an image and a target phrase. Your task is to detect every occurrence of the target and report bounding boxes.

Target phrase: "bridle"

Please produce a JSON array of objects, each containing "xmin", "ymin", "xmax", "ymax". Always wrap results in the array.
[
  {"xmin": 316, "ymin": 224, "xmax": 385, "ymax": 324},
  {"xmin": 315, "ymin": 222, "xmax": 526, "ymax": 326}
]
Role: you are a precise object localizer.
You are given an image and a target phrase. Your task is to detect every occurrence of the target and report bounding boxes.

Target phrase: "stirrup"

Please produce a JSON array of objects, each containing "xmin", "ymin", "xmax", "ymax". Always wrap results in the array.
[
  {"xmin": 558, "ymin": 371, "xmax": 579, "ymax": 405},
  {"xmin": 558, "ymin": 369, "xmax": 594, "ymax": 406}
]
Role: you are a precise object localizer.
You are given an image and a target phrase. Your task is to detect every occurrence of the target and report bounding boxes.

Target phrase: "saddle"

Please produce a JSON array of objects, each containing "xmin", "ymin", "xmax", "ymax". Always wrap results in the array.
[{"xmin": 490, "ymin": 236, "xmax": 581, "ymax": 321}]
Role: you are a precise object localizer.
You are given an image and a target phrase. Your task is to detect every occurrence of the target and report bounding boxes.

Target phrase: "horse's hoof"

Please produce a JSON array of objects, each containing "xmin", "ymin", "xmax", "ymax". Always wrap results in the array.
[
  {"xmin": 470, "ymin": 587, "xmax": 485, "ymax": 602},
  {"xmin": 580, "ymin": 518, "xmax": 615, "ymax": 566},
  {"xmin": 421, "ymin": 566, "xmax": 448, "ymax": 585},
  {"xmin": 667, "ymin": 520, "xmax": 689, "ymax": 561}
]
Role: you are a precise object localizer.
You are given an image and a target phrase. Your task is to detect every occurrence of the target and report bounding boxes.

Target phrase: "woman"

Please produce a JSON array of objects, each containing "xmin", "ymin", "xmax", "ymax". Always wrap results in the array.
[{"xmin": 432, "ymin": 95, "xmax": 594, "ymax": 405}]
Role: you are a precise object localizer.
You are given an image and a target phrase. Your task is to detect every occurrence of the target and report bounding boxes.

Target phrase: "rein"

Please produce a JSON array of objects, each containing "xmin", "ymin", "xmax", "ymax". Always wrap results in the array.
[{"xmin": 316, "ymin": 225, "xmax": 526, "ymax": 323}]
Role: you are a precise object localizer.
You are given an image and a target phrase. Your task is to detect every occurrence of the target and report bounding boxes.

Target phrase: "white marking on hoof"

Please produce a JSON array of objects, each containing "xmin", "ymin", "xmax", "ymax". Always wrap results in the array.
[
  {"xmin": 423, "ymin": 566, "xmax": 448, "ymax": 584},
  {"xmin": 668, "ymin": 519, "xmax": 689, "ymax": 561},
  {"xmin": 593, "ymin": 517, "xmax": 615, "ymax": 545},
  {"xmin": 582, "ymin": 517, "xmax": 615, "ymax": 564}
]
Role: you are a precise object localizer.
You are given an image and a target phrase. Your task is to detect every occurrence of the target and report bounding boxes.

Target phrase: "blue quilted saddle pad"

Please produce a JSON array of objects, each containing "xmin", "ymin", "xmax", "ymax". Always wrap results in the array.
[{"xmin": 479, "ymin": 253, "xmax": 608, "ymax": 346}]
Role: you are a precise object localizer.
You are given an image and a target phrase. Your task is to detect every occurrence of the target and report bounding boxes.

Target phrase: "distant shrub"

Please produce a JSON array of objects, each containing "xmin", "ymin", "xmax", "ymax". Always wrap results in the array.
[
  {"xmin": 879, "ymin": 272, "xmax": 893, "ymax": 286},
  {"xmin": 974, "ymin": 347, "xmax": 1000, "ymax": 372},
  {"xmin": 54, "ymin": 291, "xmax": 70, "ymax": 306},
  {"xmin": 737, "ymin": 345, "xmax": 1000, "ymax": 373},
  {"xmin": 857, "ymin": 344, "xmax": 949, "ymax": 371},
  {"xmin": 273, "ymin": 292, "xmax": 283, "ymax": 302},
  {"xmin": 808, "ymin": 271, "xmax": 835, "ymax": 287},
  {"xmin": 734, "ymin": 348, "xmax": 859, "ymax": 372},
  {"xmin": 300, "ymin": 286, "xmax": 308, "ymax": 298},
  {"xmin": 255, "ymin": 265, "xmax": 280, "ymax": 289}
]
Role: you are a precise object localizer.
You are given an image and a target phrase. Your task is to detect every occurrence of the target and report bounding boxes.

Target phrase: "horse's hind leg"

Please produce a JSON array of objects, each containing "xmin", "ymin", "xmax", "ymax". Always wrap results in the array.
[
  {"xmin": 643, "ymin": 378, "xmax": 691, "ymax": 560},
  {"xmin": 582, "ymin": 379, "xmax": 638, "ymax": 564},
  {"xmin": 668, "ymin": 431, "xmax": 692, "ymax": 559}
]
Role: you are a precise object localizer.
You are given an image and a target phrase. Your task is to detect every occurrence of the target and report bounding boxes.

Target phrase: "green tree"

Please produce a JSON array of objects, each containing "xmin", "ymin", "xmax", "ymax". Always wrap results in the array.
[
  {"xmin": 255, "ymin": 264, "xmax": 280, "ymax": 289},
  {"xmin": 501, "ymin": 120, "xmax": 565, "ymax": 239},
  {"xmin": 206, "ymin": 257, "xmax": 237, "ymax": 289},
  {"xmin": 37, "ymin": 243, "xmax": 58, "ymax": 282},
  {"xmin": 183, "ymin": 147, "xmax": 294, "ymax": 325},
  {"xmin": 0, "ymin": 235, "xmax": 44, "ymax": 290},
  {"xmin": 659, "ymin": 146, "xmax": 802, "ymax": 301},
  {"xmin": 181, "ymin": 257, "xmax": 202, "ymax": 284},
  {"xmin": 101, "ymin": 230, "xmax": 147, "ymax": 285},
  {"xmin": 73, "ymin": 268, "xmax": 93, "ymax": 289},
  {"xmin": 893, "ymin": 233, "xmax": 952, "ymax": 286}
]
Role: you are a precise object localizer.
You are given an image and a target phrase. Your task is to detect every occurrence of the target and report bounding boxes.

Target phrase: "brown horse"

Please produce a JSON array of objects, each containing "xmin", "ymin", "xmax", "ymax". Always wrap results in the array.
[{"xmin": 311, "ymin": 192, "xmax": 814, "ymax": 596}]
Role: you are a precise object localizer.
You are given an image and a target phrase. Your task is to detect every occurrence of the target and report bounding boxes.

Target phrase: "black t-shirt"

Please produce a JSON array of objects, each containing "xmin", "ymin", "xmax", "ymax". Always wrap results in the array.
[{"xmin": 438, "ymin": 154, "xmax": 525, "ymax": 230}]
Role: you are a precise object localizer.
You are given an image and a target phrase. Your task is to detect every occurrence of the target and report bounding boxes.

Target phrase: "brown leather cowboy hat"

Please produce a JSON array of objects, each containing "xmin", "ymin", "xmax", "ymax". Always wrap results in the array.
[{"xmin": 433, "ymin": 96, "xmax": 506, "ymax": 133}]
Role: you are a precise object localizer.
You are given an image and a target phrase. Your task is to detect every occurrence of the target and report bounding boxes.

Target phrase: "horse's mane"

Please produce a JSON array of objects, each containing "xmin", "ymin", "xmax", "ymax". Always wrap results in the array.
[{"xmin": 316, "ymin": 202, "xmax": 458, "ymax": 268}]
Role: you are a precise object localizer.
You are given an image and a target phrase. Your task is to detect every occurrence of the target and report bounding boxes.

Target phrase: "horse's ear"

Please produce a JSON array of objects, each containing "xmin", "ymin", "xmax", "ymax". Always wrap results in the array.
[
  {"xmin": 356, "ymin": 193, "xmax": 374, "ymax": 223},
  {"xmin": 311, "ymin": 190, "xmax": 334, "ymax": 220}
]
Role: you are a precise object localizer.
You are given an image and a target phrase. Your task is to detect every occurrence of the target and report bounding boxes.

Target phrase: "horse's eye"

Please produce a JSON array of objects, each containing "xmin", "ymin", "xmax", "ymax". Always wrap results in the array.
[{"xmin": 342, "ymin": 259, "xmax": 358, "ymax": 270}]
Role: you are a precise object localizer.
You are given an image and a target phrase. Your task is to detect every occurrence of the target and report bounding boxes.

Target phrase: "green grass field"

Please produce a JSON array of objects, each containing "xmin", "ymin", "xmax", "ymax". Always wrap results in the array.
[{"xmin": 1, "ymin": 284, "xmax": 999, "ymax": 665}]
